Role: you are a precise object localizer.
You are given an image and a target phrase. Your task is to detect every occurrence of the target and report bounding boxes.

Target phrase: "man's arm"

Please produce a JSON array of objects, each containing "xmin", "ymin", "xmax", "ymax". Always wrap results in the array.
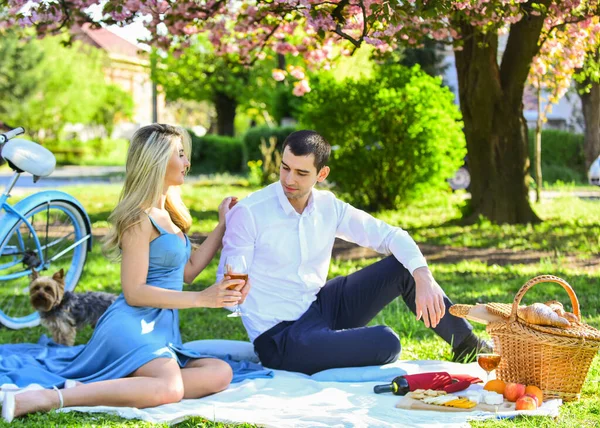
[
  {"xmin": 335, "ymin": 201, "xmax": 426, "ymax": 272},
  {"xmin": 335, "ymin": 200, "xmax": 445, "ymax": 328},
  {"xmin": 217, "ymin": 204, "xmax": 257, "ymax": 305}
]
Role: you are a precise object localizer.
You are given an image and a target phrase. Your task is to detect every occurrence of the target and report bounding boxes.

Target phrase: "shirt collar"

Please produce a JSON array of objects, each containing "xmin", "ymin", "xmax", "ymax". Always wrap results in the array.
[{"xmin": 275, "ymin": 181, "xmax": 316, "ymax": 216}]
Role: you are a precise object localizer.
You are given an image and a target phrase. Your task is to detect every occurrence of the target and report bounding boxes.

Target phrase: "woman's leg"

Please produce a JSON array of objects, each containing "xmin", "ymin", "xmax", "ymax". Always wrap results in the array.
[
  {"xmin": 181, "ymin": 358, "xmax": 233, "ymax": 399},
  {"xmin": 10, "ymin": 357, "xmax": 184, "ymax": 419}
]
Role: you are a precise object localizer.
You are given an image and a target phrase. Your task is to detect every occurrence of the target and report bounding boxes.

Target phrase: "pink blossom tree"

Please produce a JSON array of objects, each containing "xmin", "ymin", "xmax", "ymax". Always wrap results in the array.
[
  {"xmin": 575, "ymin": 48, "xmax": 600, "ymax": 171},
  {"xmin": 5, "ymin": 0, "xmax": 600, "ymax": 223},
  {"xmin": 526, "ymin": 16, "xmax": 600, "ymax": 201}
]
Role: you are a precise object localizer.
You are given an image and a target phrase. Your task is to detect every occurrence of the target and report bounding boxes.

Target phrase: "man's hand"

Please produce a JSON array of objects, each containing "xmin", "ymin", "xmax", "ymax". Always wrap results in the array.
[{"xmin": 413, "ymin": 267, "xmax": 446, "ymax": 328}]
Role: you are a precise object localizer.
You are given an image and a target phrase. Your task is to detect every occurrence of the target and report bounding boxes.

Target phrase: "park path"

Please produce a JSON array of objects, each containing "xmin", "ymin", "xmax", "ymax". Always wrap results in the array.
[{"xmin": 331, "ymin": 239, "xmax": 600, "ymax": 272}]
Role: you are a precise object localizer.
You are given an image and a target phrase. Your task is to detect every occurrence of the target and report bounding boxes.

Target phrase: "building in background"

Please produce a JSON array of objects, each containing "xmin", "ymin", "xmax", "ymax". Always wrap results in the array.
[
  {"xmin": 440, "ymin": 43, "xmax": 583, "ymax": 133},
  {"xmin": 72, "ymin": 24, "xmax": 171, "ymax": 137}
]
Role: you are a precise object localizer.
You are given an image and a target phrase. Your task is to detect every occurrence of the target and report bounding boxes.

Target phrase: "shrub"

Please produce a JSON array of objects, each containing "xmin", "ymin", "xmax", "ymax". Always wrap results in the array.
[
  {"xmin": 188, "ymin": 132, "xmax": 243, "ymax": 174},
  {"xmin": 242, "ymin": 125, "xmax": 296, "ymax": 163},
  {"xmin": 45, "ymin": 137, "xmax": 128, "ymax": 166},
  {"xmin": 271, "ymin": 85, "xmax": 304, "ymax": 125},
  {"xmin": 299, "ymin": 65, "xmax": 466, "ymax": 210},
  {"xmin": 527, "ymin": 129, "xmax": 586, "ymax": 183}
]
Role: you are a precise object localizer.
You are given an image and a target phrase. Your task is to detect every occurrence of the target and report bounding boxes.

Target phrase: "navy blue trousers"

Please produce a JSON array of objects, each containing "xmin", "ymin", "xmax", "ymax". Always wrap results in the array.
[{"xmin": 253, "ymin": 256, "xmax": 473, "ymax": 375}]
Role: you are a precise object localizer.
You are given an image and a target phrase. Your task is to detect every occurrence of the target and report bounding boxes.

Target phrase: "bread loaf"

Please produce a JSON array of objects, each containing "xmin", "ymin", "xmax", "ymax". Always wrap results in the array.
[
  {"xmin": 545, "ymin": 300, "xmax": 565, "ymax": 315},
  {"xmin": 544, "ymin": 300, "xmax": 579, "ymax": 324},
  {"xmin": 518, "ymin": 303, "xmax": 571, "ymax": 328}
]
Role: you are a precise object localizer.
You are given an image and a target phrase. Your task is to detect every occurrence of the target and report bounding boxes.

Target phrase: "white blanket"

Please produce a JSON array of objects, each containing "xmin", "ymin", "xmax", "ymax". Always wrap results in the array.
[{"xmin": 59, "ymin": 360, "xmax": 562, "ymax": 427}]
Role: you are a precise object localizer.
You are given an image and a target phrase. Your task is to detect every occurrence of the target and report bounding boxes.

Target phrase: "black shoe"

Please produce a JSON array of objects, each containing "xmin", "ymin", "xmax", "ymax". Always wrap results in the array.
[{"xmin": 452, "ymin": 335, "xmax": 493, "ymax": 363}]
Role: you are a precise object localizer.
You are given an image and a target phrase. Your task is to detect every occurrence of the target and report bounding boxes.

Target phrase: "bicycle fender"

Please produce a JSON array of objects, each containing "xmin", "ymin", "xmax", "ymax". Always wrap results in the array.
[{"xmin": 3, "ymin": 190, "xmax": 93, "ymax": 251}]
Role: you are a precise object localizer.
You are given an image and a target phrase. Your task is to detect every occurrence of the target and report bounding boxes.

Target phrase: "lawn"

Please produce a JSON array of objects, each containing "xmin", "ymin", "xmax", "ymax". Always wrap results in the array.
[{"xmin": 1, "ymin": 182, "xmax": 599, "ymax": 427}]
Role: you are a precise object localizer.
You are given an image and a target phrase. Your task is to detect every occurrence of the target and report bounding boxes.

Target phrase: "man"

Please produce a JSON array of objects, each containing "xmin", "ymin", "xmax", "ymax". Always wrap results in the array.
[{"xmin": 218, "ymin": 130, "xmax": 489, "ymax": 375}]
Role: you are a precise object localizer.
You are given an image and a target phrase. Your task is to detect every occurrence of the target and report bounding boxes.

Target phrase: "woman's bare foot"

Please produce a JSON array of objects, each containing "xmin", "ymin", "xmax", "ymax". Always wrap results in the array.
[{"xmin": 13, "ymin": 389, "xmax": 60, "ymax": 418}]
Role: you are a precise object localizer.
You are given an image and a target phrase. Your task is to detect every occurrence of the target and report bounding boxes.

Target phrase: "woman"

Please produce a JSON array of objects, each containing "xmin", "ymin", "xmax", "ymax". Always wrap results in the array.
[{"xmin": 2, "ymin": 124, "xmax": 249, "ymax": 422}]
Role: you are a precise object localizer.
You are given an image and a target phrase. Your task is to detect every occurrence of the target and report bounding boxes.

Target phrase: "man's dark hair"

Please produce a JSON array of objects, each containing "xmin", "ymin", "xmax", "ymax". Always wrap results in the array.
[{"xmin": 282, "ymin": 130, "xmax": 331, "ymax": 171}]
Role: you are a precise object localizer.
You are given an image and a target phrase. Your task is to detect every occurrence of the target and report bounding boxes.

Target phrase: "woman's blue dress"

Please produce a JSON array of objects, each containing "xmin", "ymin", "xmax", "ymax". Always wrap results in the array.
[{"xmin": 0, "ymin": 215, "xmax": 215, "ymax": 388}]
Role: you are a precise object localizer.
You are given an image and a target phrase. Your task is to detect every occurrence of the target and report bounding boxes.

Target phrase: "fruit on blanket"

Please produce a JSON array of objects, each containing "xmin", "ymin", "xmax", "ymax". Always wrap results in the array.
[
  {"xmin": 524, "ymin": 385, "xmax": 543, "ymax": 405},
  {"xmin": 523, "ymin": 394, "xmax": 540, "ymax": 407},
  {"xmin": 515, "ymin": 395, "xmax": 538, "ymax": 411},
  {"xmin": 503, "ymin": 382, "xmax": 526, "ymax": 402},
  {"xmin": 483, "ymin": 379, "xmax": 506, "ymax": 395}
]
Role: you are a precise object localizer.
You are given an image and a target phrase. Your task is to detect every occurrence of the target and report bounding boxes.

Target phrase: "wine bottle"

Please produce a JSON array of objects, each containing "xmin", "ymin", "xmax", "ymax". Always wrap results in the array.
[{"xmin": 373, "ymin": 376, "xmax": 410, "ymax": 396}]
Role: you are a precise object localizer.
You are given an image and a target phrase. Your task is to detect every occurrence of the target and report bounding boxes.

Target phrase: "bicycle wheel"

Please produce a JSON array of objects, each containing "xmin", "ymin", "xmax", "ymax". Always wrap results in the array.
[{"xmin": 0, "ymin": 199, "xmax": 90, "ymax": 329}]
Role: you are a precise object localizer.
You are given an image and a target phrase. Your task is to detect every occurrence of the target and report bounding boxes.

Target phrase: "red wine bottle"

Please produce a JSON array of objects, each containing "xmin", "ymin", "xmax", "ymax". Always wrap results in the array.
[{"xmin": 373, "ymin": 376, "xmax": 410, "ymax": 396}]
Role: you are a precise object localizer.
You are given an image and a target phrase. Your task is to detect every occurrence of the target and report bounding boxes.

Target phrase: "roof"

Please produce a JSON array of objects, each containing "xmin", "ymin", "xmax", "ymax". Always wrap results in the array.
[{"xmin": 77, "ymin": 23, "xmax": 142, "ymax": 59}]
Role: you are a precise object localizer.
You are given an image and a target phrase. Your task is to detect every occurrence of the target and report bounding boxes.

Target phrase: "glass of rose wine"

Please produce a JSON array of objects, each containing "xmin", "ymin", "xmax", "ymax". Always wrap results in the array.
[
  {"xmin": 224, "ymin": 255, "xmax": 247, "ymax": 318},
  {"xmin": 477, "ymin": 353, "xmax": 502, "ymax": 382}
]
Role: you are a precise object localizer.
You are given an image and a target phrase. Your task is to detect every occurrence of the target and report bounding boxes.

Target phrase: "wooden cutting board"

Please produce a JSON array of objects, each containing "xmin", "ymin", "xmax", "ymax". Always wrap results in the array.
[{"xmin": 396, "ymin": 396, "xmax": 517, "ymax": 413}]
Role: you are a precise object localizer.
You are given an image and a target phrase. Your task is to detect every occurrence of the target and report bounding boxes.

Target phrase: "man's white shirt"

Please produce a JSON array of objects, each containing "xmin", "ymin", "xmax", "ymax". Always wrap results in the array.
[{"xmin": 217, "ymin": 181, "xmax": 427, "ymax": 343}]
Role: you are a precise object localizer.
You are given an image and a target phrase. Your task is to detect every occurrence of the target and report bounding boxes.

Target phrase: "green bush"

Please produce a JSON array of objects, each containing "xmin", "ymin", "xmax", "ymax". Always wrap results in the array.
[
  {"xmin": 188, "ymin": 132, "xmax": 243, "ymax": 174},
  {"xmin": 527, "ymin": 129, "xmax": 586, "ymax": 183},
  {"xmin": 299, "ymin": 65, "xmax": 466, "ymax": 210},
  {"xmin": 242, "ymin": 125, "xmax": 296, "ymax": 164},
  {"xmin": 540, "ymin": 164, "xmax": 585, "ymax": 185},
  {"xmin": 271, "ymin": 85, "xmax": 304, "ymax": 125},
  {"xmin": 45, "ymin": 137, "xmax": 128, "ymax": 166}
]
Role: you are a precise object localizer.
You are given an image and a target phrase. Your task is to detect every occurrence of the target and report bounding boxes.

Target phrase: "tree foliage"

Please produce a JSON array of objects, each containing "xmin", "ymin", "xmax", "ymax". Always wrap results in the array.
[
  {"xmin": 154, "ymin": 36, "xmax": 277, "ymax": 135},
  {"xmin": 301, "ymin": 65, "xmax": 466, "ymax": 211},
  {"xmin": 0, "ymin": 30, "xmax": 133, "ymax": 141},
  {"xmin": 6, "ymin": 0, "xmax": 600, "ymax": 223}
]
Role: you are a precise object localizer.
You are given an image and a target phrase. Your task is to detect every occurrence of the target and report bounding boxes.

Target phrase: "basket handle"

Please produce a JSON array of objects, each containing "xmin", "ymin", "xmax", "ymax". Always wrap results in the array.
[{"xmin": 509, "ymin": 275, "xmax": 581, "ymax": 323}]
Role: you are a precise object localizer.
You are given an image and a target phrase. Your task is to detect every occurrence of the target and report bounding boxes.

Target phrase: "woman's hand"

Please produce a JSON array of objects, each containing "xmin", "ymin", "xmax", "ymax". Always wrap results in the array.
[
  {"xmin": 218, "ymin": 196, "xmax": 239, "ymax": 225},
  {"xmin": 218, "ymin": 275, "xmax": 251, "ymax": 304},
  {"xmin": 238, "ymin": 278, "xmax": 251, "ymax": 304},
  {"xmin": 197, "ymin": 277, "xmax": 245, "ymax": 308}
]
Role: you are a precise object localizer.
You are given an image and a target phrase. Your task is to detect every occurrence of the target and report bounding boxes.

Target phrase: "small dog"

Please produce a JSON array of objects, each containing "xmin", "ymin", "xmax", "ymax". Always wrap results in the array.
[{"xmin": 29, "ymin": 269, "xmax": 117, "ymax": 346}]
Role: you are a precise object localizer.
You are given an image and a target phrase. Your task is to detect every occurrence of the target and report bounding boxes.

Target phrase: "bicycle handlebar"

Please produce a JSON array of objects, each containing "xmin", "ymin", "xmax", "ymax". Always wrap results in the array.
[{"xmin": 0, "ymin": 127, "xmax": 25, "ymax": 144}]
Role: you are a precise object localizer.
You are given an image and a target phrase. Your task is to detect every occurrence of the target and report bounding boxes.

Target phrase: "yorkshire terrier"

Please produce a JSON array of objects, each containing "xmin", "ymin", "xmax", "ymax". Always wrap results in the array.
[{"xmin": 29, "ymin": 269, "xmax": 117, "ymax": 346}]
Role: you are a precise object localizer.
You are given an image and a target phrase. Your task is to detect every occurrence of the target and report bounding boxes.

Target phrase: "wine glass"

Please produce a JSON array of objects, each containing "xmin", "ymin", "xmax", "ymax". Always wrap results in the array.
[
  {"xmin": 477, "ymin": 353, "xmax": 502, "ymax": 382},
  {"xmin": 224, "ymin": 255, "xmax": 247, "ymax": 318}
]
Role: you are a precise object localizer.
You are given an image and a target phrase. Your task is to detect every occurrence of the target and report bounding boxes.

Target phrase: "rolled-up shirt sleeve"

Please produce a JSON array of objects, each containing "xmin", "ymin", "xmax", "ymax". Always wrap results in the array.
[
  {"xmin": 217, "ymin": 204, "xmax": 257, "ymax": 282},
  {"xmin": 334, "ymin": 199, "xmax": 427, "ymax": 274}
]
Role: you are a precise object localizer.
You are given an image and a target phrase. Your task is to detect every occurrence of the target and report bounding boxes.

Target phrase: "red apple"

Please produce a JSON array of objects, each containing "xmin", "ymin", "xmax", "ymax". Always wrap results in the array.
[
  {"xmin": 523, "ymin": 393, "xmax": 540, "ymax": 407},
  {"xmin": 515, "ymin": 395, "xmax": 538, "ymax": 411},
  {"xmin": 503, "ymin": 382, "xmax": 526, "ymax": 402}
]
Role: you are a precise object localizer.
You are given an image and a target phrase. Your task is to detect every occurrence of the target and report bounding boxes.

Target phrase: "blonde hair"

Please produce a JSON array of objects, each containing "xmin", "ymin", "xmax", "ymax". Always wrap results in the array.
[{"xmin": 102, "ymin": 124, "xmax": 192, "ymax": 258}]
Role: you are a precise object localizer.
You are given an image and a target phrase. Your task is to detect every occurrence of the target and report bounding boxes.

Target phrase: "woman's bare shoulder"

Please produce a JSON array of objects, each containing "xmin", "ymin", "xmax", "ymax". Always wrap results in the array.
[{"xmin": 121, "ymin": 214, "xmax": 153, "ymax": 246}]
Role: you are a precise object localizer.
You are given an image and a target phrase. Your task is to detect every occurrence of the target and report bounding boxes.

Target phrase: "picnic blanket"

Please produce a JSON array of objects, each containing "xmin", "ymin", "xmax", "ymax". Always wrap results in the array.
[{"xmin": 53, "ymin": 340, "xmax": 562, "ymax": 428}]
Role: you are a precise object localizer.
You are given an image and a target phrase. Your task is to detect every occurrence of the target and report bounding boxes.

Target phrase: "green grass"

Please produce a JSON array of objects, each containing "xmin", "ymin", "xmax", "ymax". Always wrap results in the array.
[{"xmin": 1, "ymin": 183, "xmax": 599, "ymax": 427}]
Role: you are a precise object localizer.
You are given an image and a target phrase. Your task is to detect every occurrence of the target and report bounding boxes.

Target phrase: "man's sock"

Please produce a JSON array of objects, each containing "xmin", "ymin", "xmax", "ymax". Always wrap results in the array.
[{"xmin": 452, "ymin": 333, "xmax": 493, "ymax": 363}]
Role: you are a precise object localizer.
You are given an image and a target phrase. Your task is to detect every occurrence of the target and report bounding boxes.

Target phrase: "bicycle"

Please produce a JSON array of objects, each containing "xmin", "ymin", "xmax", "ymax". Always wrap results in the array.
[{"xmin": 0, "ymin": 127, "xmax": 92, "ymax": 329}]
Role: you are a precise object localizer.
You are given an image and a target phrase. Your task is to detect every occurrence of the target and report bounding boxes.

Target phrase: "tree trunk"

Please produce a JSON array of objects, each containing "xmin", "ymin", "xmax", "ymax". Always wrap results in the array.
[
  {"xmin": 535, "ymin": 86, "xmax": 543, "ymax": 203},
  {"xmin": 214, "ymin": 91, "xmax": 237, "ymax": 136},
  {"xmin": 453, "ymin": 6, "xmax": 546, "ymax": 224},
  {"xmin": 579, "ymin": 79, "xmax": 600, "ymax": 170}
]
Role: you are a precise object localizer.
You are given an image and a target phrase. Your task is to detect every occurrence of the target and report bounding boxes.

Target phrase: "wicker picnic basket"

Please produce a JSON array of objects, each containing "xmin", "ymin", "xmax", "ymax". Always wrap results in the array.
[{"xmin": 456, "ymin": 275, "xmax": 600, "ymax": 402}]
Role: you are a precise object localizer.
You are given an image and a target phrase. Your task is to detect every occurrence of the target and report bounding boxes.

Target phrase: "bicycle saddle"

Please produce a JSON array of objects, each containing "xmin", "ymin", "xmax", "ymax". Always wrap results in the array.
[{"xmin": 1, "ymin": 138, "xmax": 55, "ymax": 178}]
